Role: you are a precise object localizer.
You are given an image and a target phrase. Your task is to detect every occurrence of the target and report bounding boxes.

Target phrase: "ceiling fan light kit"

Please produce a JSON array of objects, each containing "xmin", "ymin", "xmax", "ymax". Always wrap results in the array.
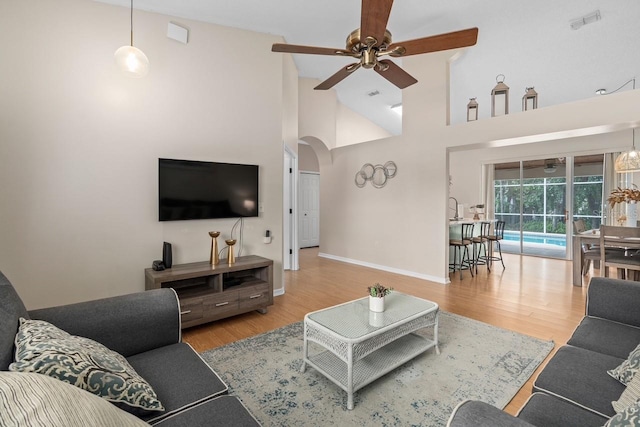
[
  {"xmin": 114, "ymin": 0, "xmax": 149, "ymax": 78},
  {"xmin": 271, "ymin": 0, "xmax": 478, "ymax": 90}
]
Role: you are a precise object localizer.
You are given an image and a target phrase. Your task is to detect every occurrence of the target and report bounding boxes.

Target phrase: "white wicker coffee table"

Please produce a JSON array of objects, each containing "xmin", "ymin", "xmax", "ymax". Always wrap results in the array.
[{"xmin": 301, "ymin": 292, "xmax": 439, "ymax": 409}]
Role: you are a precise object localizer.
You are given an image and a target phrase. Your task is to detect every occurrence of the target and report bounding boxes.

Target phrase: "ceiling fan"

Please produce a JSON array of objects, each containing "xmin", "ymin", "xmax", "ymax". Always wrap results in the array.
[{"xmin": 271, "ymin": 0, "xmax": 478, "ymax": 90}]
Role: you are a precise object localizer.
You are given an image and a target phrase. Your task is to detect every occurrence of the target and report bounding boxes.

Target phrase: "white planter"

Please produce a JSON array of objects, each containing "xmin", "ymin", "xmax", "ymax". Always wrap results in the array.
[
  {"xmin": 369, "ymin": 295, "xmax": 385, "ymax": 312},
  {"xmin": 369, "ymin": 310, "xmax": 385, "ymax": 327},
  {"xmin": 627, "ymin": 202, "xmax": 638, "ymax": 227}
]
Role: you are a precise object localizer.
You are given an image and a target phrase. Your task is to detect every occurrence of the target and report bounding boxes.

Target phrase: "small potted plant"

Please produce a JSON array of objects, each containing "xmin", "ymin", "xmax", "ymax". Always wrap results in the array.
[{"xmin": 367, "ymin": 283, "xmax": 392, "ymax": 312}]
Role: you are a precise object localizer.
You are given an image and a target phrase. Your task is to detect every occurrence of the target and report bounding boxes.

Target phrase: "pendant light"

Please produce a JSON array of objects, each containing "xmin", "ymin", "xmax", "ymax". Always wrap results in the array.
[
  {"xmin": 615, "ymin": 128, "xmax": 640, "ymax": 173},
  {"xmin": 613, "ymin": 78, "xmax": 639, "ymax": 173},
  {"xmin": 114, "ymin": 0, "xmax": 149, "ymax": 78}
]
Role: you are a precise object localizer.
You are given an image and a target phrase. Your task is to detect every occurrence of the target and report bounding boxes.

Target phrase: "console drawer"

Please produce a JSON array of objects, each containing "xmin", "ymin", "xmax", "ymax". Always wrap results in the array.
[
  {"xmin": 180, "ymin": 297, "xmax": 203, "ymax": 323},
  {"xmin": 239, "ymin": 284, "xmax": 270, "ymax": 310},
  {"xmin": 203, "ymin": 291, "xmax": 239, "ymax": 318}
]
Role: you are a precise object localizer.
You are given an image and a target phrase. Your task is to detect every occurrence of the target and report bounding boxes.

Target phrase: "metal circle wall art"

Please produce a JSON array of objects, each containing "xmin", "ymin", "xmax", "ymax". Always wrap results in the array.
[{"xmin": 355, "ymin": 161, "xmax": 397, "ymax": 188}]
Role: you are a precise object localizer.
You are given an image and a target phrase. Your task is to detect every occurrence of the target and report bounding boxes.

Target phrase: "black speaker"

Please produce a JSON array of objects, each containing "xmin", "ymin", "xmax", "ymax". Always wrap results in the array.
[{"xmin": 162, "ymin": 242, "xmax": 172, "ymax": 268}]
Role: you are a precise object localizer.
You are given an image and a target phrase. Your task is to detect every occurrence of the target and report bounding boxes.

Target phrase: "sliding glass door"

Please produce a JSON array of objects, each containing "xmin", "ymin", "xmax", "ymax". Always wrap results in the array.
[
  {"xmin": 493, "ymin": 155, "xmax": 605, "ymax": 259},
  {"xmin": 572, "ymin": 155, "xmax": 605, "ymax": 232}
]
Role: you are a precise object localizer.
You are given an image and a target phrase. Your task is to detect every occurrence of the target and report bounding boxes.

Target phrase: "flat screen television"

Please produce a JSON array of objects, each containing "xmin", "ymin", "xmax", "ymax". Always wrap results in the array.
[{"xmin": 159, "ymin": 158, "xmax": 259, "ymax": 221}]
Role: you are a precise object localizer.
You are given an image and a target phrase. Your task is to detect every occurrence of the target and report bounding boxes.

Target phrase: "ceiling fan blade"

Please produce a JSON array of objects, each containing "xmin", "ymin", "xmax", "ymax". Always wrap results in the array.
[
  {"xmin": 388, "ymin": 28, "xmax": 479, "ymax": 57},
  {"xmin": 314, "ymin": 63, "xmax": 361, "ymax": 90},
  {"xmin": 360, "ymin": 0, "xmax": 394, "ymax": 47},
  {"xmin": 272, "ymin": 43, "xmax": 353, "ymax": 56},
  {"xmin": 374, "ymin": 60, "xmax": 417, "ymax": 89}
]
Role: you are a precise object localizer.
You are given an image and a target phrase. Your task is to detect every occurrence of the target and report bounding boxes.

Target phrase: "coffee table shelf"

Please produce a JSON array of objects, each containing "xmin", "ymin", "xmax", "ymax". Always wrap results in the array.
[
  {"xmin": 307, "ymin": 332, "xmax": 435, "ymax": 393},
  {"xmin": 301, "ymin": 293, "xmax": 439, "ymax": 409}
]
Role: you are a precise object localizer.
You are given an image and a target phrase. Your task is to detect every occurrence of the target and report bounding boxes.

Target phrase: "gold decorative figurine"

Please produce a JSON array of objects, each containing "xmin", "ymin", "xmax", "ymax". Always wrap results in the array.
[
  {"xmin": 225, "ymin": 239, "xmax": 237, "ymax": 265},
  {"xmin": 209, "ymin": 231, "xmax": 220, "ymax": 265}
]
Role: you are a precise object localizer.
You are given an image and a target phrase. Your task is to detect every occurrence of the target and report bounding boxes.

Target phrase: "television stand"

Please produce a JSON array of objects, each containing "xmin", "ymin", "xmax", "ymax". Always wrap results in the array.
[{"xmin": 144, "ymin": 255, "xmax": 273, "ymax": 329}]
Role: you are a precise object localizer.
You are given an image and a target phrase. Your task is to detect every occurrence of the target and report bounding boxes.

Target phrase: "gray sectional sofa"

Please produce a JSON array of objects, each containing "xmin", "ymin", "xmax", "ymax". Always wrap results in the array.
[
  {"xmin": 448, "ymin": 276, "xmax": 640, "ymax": 427},
  {"xmin": 0, "ymin": 271, "xmax": 260, "ymax": 426}
]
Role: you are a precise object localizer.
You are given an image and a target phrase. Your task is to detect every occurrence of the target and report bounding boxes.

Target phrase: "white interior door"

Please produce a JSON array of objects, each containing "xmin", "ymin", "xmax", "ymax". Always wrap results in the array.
[
  {"xmin": 283, "ymin": 146, "xmax": 299, "ymax": 270},
  {"xmin": 299, "ymin": 172, "xmax": 320, "ymax": 248}
]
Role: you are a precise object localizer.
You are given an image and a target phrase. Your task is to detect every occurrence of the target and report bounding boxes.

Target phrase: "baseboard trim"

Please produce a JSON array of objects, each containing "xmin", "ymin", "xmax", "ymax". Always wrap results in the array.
[
  {"xmin": 318, "ymin": 252, "xmax": 449, "ymax": 285},
  {"xmin": 273, "ymin": 288, "xmax": 285, "ymax": 297}
]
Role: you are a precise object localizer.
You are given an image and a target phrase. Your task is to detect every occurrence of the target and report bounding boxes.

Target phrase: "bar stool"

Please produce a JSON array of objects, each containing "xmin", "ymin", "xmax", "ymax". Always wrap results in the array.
[
  {"xmin": 449, "ymin": 223, "xmax": 475, "ymax": 279},
  {"xmin": 481, "ymin": 220, "xmax": 506, "ymax": 271},
  {"xmin": 471, "ymin": 221, "xmax": 491, "ymax": 273}
]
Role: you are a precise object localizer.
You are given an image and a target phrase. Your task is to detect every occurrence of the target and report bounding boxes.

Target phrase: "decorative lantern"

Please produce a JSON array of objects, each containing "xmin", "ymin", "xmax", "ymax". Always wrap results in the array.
[
  {"xmin": 491, "ymin": 74, "xmax": 509, "ymax": 117},
  {"xmin": 522, "ymin": 87, "xmax": 538, "ymax": 111},
  {"xmin": 466, "ymin": 98, "xmax": 478, "ymax": 122}
]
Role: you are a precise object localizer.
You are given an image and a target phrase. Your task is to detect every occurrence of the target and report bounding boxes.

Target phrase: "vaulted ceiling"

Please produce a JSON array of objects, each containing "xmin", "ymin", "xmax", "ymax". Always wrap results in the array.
[{"xmin": 95, "ymin": 0, "xmax": 640, "ymax": 136}]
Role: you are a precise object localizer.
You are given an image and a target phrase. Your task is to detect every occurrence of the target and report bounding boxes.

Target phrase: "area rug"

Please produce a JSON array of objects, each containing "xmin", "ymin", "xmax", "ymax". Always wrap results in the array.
[{"xmin": 201, "ymin": 312, "xmax": 554, "ymax": 426}]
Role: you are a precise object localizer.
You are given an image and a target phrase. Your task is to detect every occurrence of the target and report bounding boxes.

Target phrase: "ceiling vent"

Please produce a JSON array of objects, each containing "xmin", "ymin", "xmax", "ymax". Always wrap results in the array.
[
  {"xmin": 367, "ymin": 90, "xmax": 380, "ymax": 97},
  {"xmin": 570, "ymin": 10, "xmax": 601, "ymax": 30}
]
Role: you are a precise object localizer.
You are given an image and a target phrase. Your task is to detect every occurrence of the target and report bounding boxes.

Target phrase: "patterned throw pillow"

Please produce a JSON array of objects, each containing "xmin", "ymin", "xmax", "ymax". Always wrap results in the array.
[
  {"xmin": 609, "ymin": 343, "xmax": 640, "ymax": 385},
  {"xmin": 613, "ymin": 371, "xmax": 640, "ymax": 413},
  {"xmin": 0, "ymin": 372, "xmax": 150, "ymax": 427},
  {"xmin": 605, "ymin": 400, "xmax": 640, "ymax": 427},
  {"xmin": 9, "ymin": 318, "xmax": 164, "ymax": 413}
]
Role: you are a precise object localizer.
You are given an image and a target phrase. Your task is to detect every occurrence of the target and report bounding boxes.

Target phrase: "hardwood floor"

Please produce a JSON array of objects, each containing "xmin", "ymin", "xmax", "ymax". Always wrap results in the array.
[{"xmin": 182, "ymin": 247, "xmax": 591, "ymax": 416}]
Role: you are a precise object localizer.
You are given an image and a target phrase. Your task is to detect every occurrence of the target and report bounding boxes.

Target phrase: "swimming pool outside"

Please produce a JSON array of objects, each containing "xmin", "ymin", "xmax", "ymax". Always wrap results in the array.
[{"xmin": 502, "ymin": 231, "xmax": 567, "ymax": 247}]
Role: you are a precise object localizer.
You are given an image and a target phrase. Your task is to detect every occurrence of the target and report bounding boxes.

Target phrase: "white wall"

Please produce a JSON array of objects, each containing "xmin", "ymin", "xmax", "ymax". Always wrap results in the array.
[
  {"xmin": 298, "ymin": 144, "xmax": 319, "ymax": 172},
  {"xmin": 304, "ymin": 48, "xmax": 640, "ymax": 284},
  {"xmin": 0, "ymin": 0, "xmax": 290, "ymax": 308},
  {"xmin": 336, "ymin": 103, "xmax": 392, "ymax": 147},
  {"xmin": 298, "ymin": 79, "xmax": 337, "ymax": 150}
]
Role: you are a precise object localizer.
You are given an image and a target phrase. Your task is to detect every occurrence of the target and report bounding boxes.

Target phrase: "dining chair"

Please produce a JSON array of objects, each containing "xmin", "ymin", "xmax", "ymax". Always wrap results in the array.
[
  {"xmin": 573, "ymin": 219, "xmax": 587, "ymax": 234},
  {"xmin": 599, "ymin": 225, "xmax": 640, "ymax": 280},
  {"xmin": 574, "ymin": 219, "xmax": 592, "ymax": 273}
]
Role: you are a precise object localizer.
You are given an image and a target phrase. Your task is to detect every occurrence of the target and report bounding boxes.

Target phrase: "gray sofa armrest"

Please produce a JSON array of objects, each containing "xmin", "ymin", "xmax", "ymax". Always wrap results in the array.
[
  {"xmin": 28, "ymin": 288, "xmax": 181, "ymax": 357},
  {"xmin": 587, "ymin": 277, "xmax": 640, "ymax": 327},
  {"xmin": 447, "ymin": 401, "xmax": 535, "ymax": 427}
]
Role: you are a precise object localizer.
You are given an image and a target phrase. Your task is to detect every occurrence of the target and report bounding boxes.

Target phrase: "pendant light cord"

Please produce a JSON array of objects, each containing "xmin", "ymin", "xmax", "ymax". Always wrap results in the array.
[
  {"xmin": 129, "ymin": 0, "xmax": 134, "ymax": 47},
  {"xmin": 605, "ymin": 78, "xmax": 636, "ymax": 96},
  {"xmin": 633, "ymin": 79, "xmax": 637, "ymax": 150}
]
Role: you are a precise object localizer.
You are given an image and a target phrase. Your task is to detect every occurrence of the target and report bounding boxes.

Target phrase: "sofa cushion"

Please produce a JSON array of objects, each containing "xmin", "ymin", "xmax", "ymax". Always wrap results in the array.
[
  {"xmin": 605, "ymin": 400, "xmax": 640, "ymax": 427},
  {"xmin": 0, "ymin": 271, "xmax": 29, "ymax": 371},
  {"xmin": 613, "ymin": 370, "xmax": 640, "ymax": 413},
  {"xmin": 153, "ymin": 395, "xmax": 261, "ymax": 427},
  {"xmin": 126, "ymin": 343, "xmax": 228, "ymax": 425},
  {"xmin": 533, "ymin": 345, "xmax": 625, "ymax": 418},
  {"xmin": 516, "ymin": 393, "xmax": 607, "ymax": 427},
  {"xmin": 609, "ymin": 343, "xmax": 640, "ymax": 385},
  {"xmin": 446, "ymin": 400, "xmax": 536, "ymax": 427},
  {"xmin": 0, "ymin": 371, "xmax": 149, "ymax": 427},
  {"xmin": 568, "ymin": 317, "xmax": 640, "ymax": 359},
  {"xmin": 9, "ymin": 318, "xmax": 164, "ymax": 414}
]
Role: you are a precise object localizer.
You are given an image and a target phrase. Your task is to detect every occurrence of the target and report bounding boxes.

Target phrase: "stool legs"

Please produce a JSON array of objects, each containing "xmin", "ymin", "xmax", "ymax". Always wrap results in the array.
[
  {"xmin": 473, "ymin": 239, "xmax": 489, "ymax": 274},
  {"xmin": 450, "ymin": 243, "xmax": 475, "ymax": 279}
]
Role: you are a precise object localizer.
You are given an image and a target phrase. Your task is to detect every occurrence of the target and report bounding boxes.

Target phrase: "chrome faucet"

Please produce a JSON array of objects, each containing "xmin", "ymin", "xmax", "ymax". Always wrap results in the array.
[{"xmin": 449, "ymin": 197, "xmax": 460, "ymax": 220}]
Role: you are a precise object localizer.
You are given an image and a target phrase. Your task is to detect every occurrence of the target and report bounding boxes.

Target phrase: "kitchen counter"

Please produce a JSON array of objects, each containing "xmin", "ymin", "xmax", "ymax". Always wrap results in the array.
[{"xmin": 448, "ymin": 218, "xmax": 493, "ymax": 225}]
